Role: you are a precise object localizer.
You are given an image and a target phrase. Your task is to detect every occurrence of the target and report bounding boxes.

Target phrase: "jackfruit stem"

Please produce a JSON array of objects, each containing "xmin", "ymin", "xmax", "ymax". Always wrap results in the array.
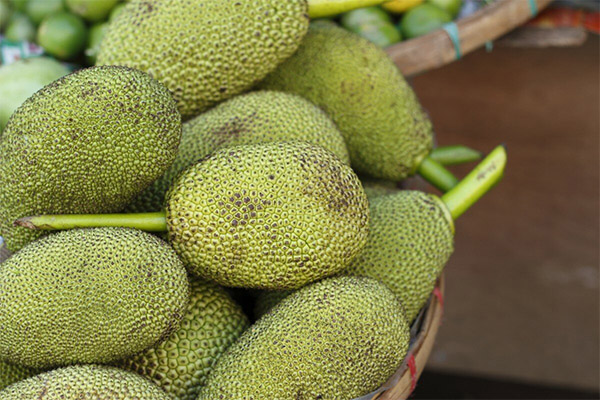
[
  {"xmin": 429, "ymin": 145, "xmax": 483, "ymax": 166},
  {"xmin": 15, "ymin": 212, "xmax": 168, "ymax": 232},
  {"xmin": 308, "ymin": 0, "xmax": 388, "ymax": 18},
  {"xmin": 441, "ymin": 145, "xmax": 507, "ymax": 220},
  {"xmin": 417, "ymin": 156, "xmax": 459, "ymax": 192}
]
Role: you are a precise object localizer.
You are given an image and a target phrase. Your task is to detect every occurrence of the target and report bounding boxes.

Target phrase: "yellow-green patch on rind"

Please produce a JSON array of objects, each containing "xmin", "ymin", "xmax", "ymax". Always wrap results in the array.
[
  {"xmin": 118, "ymin": 279, "xmax": 249, "ymax": 400},
  {"xmin": 166, "ymin": 141, "xmax": 369, "ymax": 289},
  {"xmin": 127, "ymin": 90, "xmax": 349, "ymax": 213}
]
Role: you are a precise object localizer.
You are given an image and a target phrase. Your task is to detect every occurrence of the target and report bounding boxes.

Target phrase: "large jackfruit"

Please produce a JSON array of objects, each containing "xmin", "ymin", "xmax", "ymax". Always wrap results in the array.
[
  {"xmin": 118, "ymin": 279, "xmax": 249, "ymax": 400},
  {"xmin": 97, "ymin": 0, "xmax": 309, "ymax": 119},
  {"xmin": 128, "ymin": 90, "xmax": 349, "ymax": 213},
  {"xmin": 0, "ymin": 66, "xmax": 181, "ymax": 252},
  {"xmin": 166, "ymin": 141, "xmax": 370, "ymax": 289},
  {"xmin": 261, "ymin": 22, "xmax": 433, "ymax": 181},
  {"xmin": 0, "ymin": 362, "xmax": 37, "ymax": 391},
  {"xmin": 198, "ymin": 276, "xmax": 410, "ymax": 400},
  {"xmin": 0, "ymin": 365, "xmax": 170, "ymax": 399},
  {"xmin": 0, "ymin": 228, "xmax": 189, "ymax": 369}
]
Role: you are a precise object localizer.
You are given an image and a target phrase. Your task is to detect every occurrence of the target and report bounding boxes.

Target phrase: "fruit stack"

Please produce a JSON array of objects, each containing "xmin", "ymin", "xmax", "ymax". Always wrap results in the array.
[{"xmin": 0, "ymin": 1, "xmax": 506, "ymax": 399}]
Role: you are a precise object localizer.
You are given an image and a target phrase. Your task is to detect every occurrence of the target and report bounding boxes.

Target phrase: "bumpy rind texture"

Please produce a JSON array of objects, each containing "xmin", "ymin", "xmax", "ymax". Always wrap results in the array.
[
  {"xmin": 127, "ymin": 90, "xmax": 349, "ymax": 213},
  {"xmin": 253, "ymin": 289, "xmax": 292, "ymax": 320},
  {"xmin": 0, "ymin": 228, "xmax": 190, "ymax": 369},
  {"xmin": 166, "ymin": 141, "xmax": 370, "ymax": 290},
  {"xmin": 260, "ymin": 22, "xmax": 433, "ymax": 181},
  {"xmin": 0, "ymin": 365, "xmax": 170, "ymax": 399},
  {"xmin": 0, "ymin": 66, "xmax": 181, "ymax": 252},
  {"xmin": 97, "ymin": 0, "xmax": 309, "ymax": 119},
  {"xmin": 344, "ymin": 191, "xmax": 454, "ymax": 321},
  {"xmin": 117, "ymin": 279, "xmax": 249, "ymax": 400},
  {"xmin": 0, "ymin": 361, "xmax": 38, "ymax": 391},
  {"xmin": 198, "ymin": 276, "xmax": 410, "ymax": 400},
  {"xmin": 361, "ymin": 177, "xmax": 401, "ymax": 200}
]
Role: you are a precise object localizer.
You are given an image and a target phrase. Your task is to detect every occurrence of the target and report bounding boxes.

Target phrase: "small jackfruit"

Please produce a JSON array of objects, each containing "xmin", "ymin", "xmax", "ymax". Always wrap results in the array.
[
  {"xmin": 166, "ymin": 141, "xmax": 370, "ymax": 289},
  {"xmin": 344, "ymin": 191, "xmax": 454, "ymax": 321},
  {"xmin": 198, "ymin": 276, "xmax": 410, "ymax": 400},
  {"xmin": 0, "ymin": 365, "xmax": 170, "ymax": 399},
  {"xmin": 0, "ymin": 66, "xmax": 181, "ymax": 252},
  {"xmin": 260, "ymin": 22, "xmax": 433, "ymax": 181},
  {"xmin": 0, "ymin": 361, "xmax": 37, "ymax": 391},
  {"xmin": 97, "ymin": 0, "xmax": 310, "ymax": 119},
  {"xmin": 0, "ymin": 227, "xmax": 189, "ymax": 369},
  {"xmin": 118, "ymin": 279, "xmax": 249, "ymax": 400},
  {"xmin": 127, "ymin": 90, "xmax": 349, "ymax": 213}
]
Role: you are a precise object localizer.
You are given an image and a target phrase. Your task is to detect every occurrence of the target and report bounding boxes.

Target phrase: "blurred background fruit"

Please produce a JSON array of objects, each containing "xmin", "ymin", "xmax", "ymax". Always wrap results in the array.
[
  {"xmin": 66, "ymin": 0, "xmax": 118, "ymax": 22},
  {"xmin": 401, "ymin": 3, "xmax": 452, "ymax": 39},
  {"xmin": 25, "ymin": 0, "xmax": 63, "ymax": 25},
  {"xmin": 36, "ymin": 11, "xmax": 86, "ymax": 60}
]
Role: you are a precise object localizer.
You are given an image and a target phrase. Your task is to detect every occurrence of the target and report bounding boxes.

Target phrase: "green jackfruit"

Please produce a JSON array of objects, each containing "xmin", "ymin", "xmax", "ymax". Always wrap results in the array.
[
  {"xmin": 0, "ymin": 365, "xmax": 170, "ymax": 399},
  {"xmin": 97, "ymin": 0, "xmax": 309, "ymax": 119},
  {"xmin": 199, "ymin": 276, "xmax": 409, "ymax": 400},
  {"xmin": 0, "ymin": 362, "xmax": 37, "ymax": 391},
  {"xmin": 261, "ymin": 22, "xmax": 433, "ymax": 181},
  {"xmin": 344, "ymin": 191, "xmax": 454, "ymax": 321},
  {"xmin": 361, "ymin": 177, "xmax": 401, "ymax": 199},
  {"xmin": 254, "ymin": 289, "xmax": 291, "ymax": 320},
  {"xmin": 166, "ymin": 141, "xmax": 370, "ymax": 289},
  {"xmin": 127, "ymin": 90, "xmax": 349, "ymax": 213},
  {"xmin": 118, "ymin": 279, "xmax": 249, "ymax": 400},
  {"xmin": 0, "ymin": 228, "xmax": 189, "ymax": 369},
  {"xmin": 0, "ymin": 66, "xmax": 181, "ymax": 252}
]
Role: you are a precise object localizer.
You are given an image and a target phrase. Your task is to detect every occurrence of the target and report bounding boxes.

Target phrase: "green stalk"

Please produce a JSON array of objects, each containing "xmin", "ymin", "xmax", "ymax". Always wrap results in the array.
[
  {"xmin": 417, "ymin": 156, "xmax": 459, "ymax": 192},
  {"xmin": 308, "ymin": 0, "xmax": 387, "ymax": 18},
  {"xmin": 430, "ymin": 145, "xmax": 483, "ymax": 166},
  {"xmin": 441, "ymin": 145, "xmax": 507, "ymax": 220},
  {"xmin": 15, "ymin": 212, "xmax": 167, "ymax": 232}
]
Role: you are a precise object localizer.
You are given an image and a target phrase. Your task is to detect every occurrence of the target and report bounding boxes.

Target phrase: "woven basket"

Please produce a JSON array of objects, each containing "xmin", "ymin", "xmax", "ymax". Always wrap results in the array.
[{"xmin": 386, "ymin": 0, "xmax": 553, "ymax": 76}]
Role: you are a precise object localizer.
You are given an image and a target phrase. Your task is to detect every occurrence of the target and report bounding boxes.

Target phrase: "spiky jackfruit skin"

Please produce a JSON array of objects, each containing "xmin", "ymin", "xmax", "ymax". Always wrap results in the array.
[
  {"xmin": 127, "ymin": 90, "xmax": 349, "ymax": 213},
  {"xmin": 260, "ymin": 23, "xmax": 433, "ymax": 181},
  {"xmin": 0, "ymin": 365, "xmax": 170, "ymax": 399},
  {"xmin": 97, "ymin": 0, "xmax": 309, "ymax": 119},
  {"xmin": 0, "ymin": 66, "xmax": 181, "ymax": 252},
  {"xmin": 0, "ymin": 362, "xmax": 38, "ymax": 390},
  {"xmin": 344, "ymin": 191, "xmax": 454, "ymax": 322},
  {"xmin": 254, "ymin": 289, "xmax": 291, "ymax": 320},
  {"xmin": 199, "ymin": 276, "xmax": 410, "ymax": 400},
  {"xmin": 361, "ymin": 177, "xmax": 401, "ymax": 200},
  {"xmin": 118, "ymin": 279, "xmax": 249, "ymax": 400},
  {"xmin": 0, "ymin": 228, "xmax": 190, "ymax": 369},
  {"xmin": 165, "ymin": 141, "xmax": 370, "ymax": 290}
]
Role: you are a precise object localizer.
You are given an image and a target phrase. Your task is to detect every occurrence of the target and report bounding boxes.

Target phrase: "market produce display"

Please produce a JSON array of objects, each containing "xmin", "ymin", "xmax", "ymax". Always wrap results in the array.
[{"xmin": 0, "ymin": 0, "xmax": 507, "ymax": 398}]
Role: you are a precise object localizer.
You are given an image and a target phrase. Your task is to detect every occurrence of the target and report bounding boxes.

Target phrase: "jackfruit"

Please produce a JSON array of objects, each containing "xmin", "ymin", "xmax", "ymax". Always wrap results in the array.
[
  {"xmin": 0, "ymin": 65, "xmax": 181, "ymax": 252},
  {"xmin": 260, "ymin": 22, "xmax": 433, "ymax": 182},
  {"xmin": 127, "ymin": 90, "xmax": 350, "ymax": 213},
  {"xmin": 97, "ymin": 0, "xmax": 310, "ymax": 119},
  {"xmin": 0, "ymin": 227, "xmax": 189, "ymax": 369},
  {"xmin": 254, "ymin": 289, "xmax": 291, "ymax": 320},
  {"xmin": 118, "ymin": 279, "xmax": 249, "ymax": 400},
  {"xmin": 0, "ymin": 365, "xmax": 170, "ymax": 399},
  {"xmin": 165, "ymin": 141, "xmax": 369, "ymax": 289},
  {"xmin": 361, "ymin": 177, "xmax": 401, "ymax": 199},
  {"xmin": 0, "ymin": 362, "xmax": 37, "ymax": 391},
  {"xmin": 198, "ymin": 276, "xmax": 410, "ymax": 400}
]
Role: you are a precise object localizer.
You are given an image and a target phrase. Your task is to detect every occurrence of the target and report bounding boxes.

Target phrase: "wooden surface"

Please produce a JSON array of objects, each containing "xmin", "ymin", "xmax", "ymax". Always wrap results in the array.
[
  {"xmin": 386, "ymin": 0, "xmax": 553, "ymax": 77},
  {"xmin": 409, "ymin": 35, "xmax": 599, "ymax": 390}
]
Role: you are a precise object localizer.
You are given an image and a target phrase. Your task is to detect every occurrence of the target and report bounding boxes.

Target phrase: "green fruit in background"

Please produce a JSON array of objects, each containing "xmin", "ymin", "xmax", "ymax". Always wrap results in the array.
[
  {"xmin": 429, "ymin": 0, "xmax": 462, "ymax": 18},
  {"xmin": 85, "ymin": 21, "xmax": 107, "ymax": 65},
  {"xmin": 199, "ymin": 276, "xmax": 410, "ymax": 400},
  {"xmin": 0, "ymin": 56, "xmax": 69, "ymax": 131},
  {"xmin": 66, "ymin": 0, "xmax": 119, "ymax": 22},
  {"xmin": 344, "ymin": 191, "xmax": 454, "ymax": 321},
  {"xmin": 340, "ymin": 6, "xmax": 391, "ymax": 31},
  {"xmin": 25, "ymin": 0, "xmax": 63, "ymax": 25},
  {"xmin": 127, "ymin": 90, "xmax": 350, "ymax": 213},
  {"xmin": 0, "ymin": 227, "xmax": 190, "ymax": 369},
  {"xmin": 0, "ymin": 365, "xmax": 171, "ymax": 399},
  {"xmin": 0, "ymin": 66, "xmax": 181, "ymax": 252},
  {"xmin": 0, "ymin": 361, "xmax": 38, "ymax": 390},
  {"xmin": 165, "ymin": 141, "xmax": 370, "ymax": 289},
  {"xmin": 7, "ymin": 0, "xmax": 26, "ymax": 12},
  {"xmin": 97, "ymin": 0, "xmax": 310, "ymax": 119},
  {"xmin": 37, "ymin": 11, "xmax": 86, "ymax": 60},
  {"xmin": 4, "ymin": 11, "xmax": 35, "ymax": 42},
  {"xmin": 108, "ymin": 1, "xmax": 124, "ymax": 21},
  {"xmin": 355, "ymin": 21, "xmax": 402, "ymax": 47},
  {"xmin": 401, "ymin": 3, "xmax": 452, "ymax": 39},
  {"xmin": 261, "ymin": 23, "xmax": 433, "ymax": 182},
  {"xmin": 118, "ymin": 279, "xmax": 249, "ymax": 400},
  {"xmin": 0, "ymin": 0, "xmax": 13, "ymax": 31}
]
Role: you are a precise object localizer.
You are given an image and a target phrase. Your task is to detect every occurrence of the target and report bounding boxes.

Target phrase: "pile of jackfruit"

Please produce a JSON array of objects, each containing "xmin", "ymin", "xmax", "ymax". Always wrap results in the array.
[{"xmin": 0, "ymin": 1, "xmax": 506, "ymax": 399}]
